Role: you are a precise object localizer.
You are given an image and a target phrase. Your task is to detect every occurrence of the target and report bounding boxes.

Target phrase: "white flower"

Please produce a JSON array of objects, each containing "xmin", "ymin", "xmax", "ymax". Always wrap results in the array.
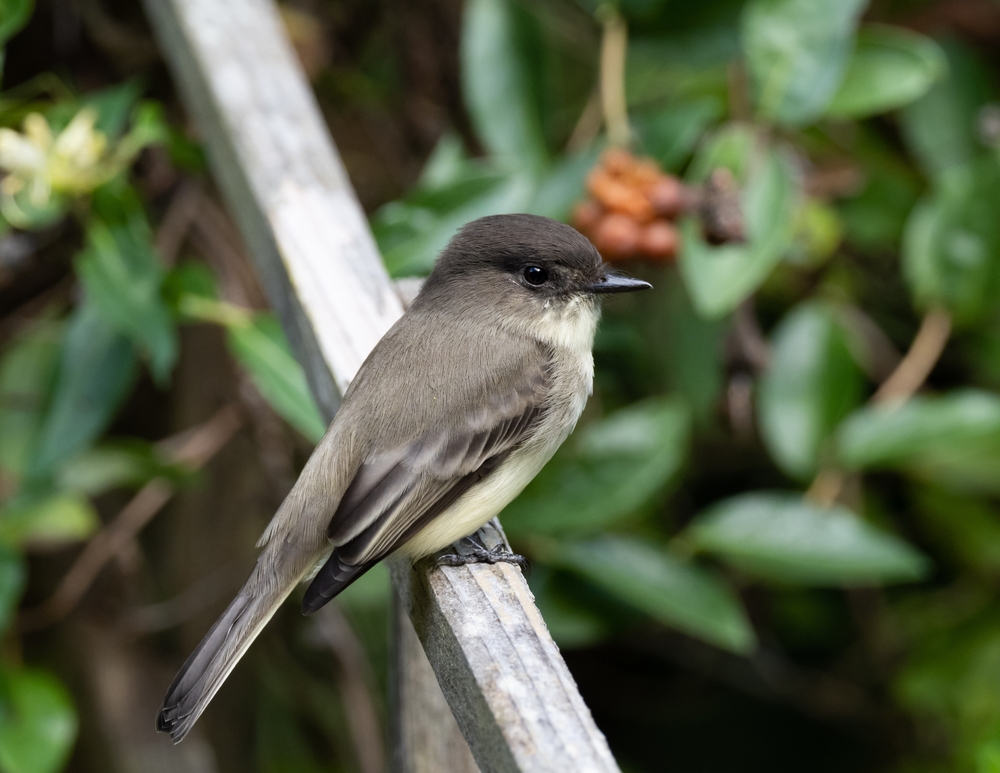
[{"xmin": 0, "ymin": 109, "xmax": 119, "ymax": 210}]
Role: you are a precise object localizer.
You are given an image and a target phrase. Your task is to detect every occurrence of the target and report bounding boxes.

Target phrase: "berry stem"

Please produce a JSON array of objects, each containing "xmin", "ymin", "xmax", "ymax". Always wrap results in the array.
[{"xmin": 598, "ymin": 5, "xmax": 630, "ymax": 148}]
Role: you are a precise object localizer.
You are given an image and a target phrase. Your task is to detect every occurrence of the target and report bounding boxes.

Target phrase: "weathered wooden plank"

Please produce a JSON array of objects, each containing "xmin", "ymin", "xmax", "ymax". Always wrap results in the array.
[
  {"xmin": 143, "ymin": 1, "xmax": 620, "ymax": 771},
  {"xmin": 390, "ymin": 523, "xmax": 620, "ymax": 773},
  {"xmin": 143, "ymin": 0, "xmax": 402, "ymax": 418},
  {"xmin": 390, "ymin": 595, "xmax": 482, "ymax": 773}
]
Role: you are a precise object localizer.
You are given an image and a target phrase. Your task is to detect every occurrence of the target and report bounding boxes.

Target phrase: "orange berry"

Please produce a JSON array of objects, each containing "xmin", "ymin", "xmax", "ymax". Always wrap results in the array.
[
  {"xmin": 624, "ymin": 158, "xmax": 661, "ymax": 190},
  {"xmin": 600, "ymin": 147, "xmax": 635, "ymax": 176},
  {"xmin": 587, "ymin": 168, "xmax": 654, "ymax": 222},
  {"xmin": 593, "ymin": 213, "xmax": 641, "ymax": 261},
  {"xmin": 647, "ymin": 176, "xmax": 686, "ymax": 219},
  {"xmin": 572, "ymin": 199, "xmax": 604, "ymax": 236},
  {"xmin": 638, "ymin": 220, "xmax": 680, "ymax": 261}
]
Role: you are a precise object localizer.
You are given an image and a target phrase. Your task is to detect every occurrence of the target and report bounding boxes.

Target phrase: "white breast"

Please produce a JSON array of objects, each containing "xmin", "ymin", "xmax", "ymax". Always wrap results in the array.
[{"xmin": 399, "ymin": 298, "xmax": 598, "ymax": 559}]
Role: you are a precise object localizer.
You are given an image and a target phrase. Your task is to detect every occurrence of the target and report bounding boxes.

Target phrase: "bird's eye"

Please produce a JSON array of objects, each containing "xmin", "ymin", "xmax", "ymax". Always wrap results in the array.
[{"xmin": 523, "ymin": 265, "xmax": 549, "ymax": 286}]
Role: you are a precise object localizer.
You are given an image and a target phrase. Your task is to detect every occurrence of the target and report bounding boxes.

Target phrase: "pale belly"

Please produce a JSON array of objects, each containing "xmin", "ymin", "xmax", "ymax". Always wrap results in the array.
[
  {"xmin": 398, "ymin": 427, "xmax": 567, "ymax": 558},
  {"xmin": 399, "ymin": 304, "xmax": 597, "ymax": 559}
]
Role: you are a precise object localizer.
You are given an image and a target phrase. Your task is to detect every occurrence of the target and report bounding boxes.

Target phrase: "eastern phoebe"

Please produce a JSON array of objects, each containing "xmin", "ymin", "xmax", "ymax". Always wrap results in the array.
[{"xmin": 157, "ymin": 213, "xmax": 650, "ymax": 742}]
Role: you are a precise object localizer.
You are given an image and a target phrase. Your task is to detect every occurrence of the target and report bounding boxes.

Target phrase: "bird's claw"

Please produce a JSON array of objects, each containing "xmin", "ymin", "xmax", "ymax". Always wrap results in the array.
[{"xmin": 436, "ymin": 542, "xmax": 530, "ymax": 575}]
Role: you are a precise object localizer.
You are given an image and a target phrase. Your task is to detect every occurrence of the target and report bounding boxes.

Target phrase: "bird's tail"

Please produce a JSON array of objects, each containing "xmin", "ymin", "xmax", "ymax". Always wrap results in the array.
[{"xmin": 156, "ymin": 550, "xmax": 310, "ymax": 743}]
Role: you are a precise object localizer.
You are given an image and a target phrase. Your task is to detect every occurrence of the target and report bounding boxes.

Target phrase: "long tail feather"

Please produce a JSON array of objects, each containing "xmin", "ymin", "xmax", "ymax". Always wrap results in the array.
[{"xmin": 156, "ymin": 555, "xmax": 304, "ymax": 743}]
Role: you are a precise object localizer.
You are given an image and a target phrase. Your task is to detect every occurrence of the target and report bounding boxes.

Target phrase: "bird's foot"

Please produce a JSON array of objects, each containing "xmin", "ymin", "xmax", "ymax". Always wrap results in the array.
[{"xmin": 436, "ymin": 537, "xmax": 530, "ymax": 574}]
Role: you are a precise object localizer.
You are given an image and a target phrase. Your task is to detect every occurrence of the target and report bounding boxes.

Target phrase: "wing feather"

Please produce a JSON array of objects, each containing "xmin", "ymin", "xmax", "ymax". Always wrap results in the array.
[{"xmin": 300, "ymin": 347, "xmax": 552, "ymax": 614}]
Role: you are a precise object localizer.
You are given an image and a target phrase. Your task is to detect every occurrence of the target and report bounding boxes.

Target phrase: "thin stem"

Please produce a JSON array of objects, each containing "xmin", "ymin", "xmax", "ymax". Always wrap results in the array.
[
  {"xmin": 805, "ymin": 307, "xmax": 952, "ymax": 507},
  {"xmin": 598, "ymin": 6, "xmax": 630, "ymax": 148},
  {"xmin": 18, "ymin": 405, "xmax": 243, "ymax": 632},
  {"xmin": 871, "ymin": 307, "xmax": 952, "ymax": 405}
]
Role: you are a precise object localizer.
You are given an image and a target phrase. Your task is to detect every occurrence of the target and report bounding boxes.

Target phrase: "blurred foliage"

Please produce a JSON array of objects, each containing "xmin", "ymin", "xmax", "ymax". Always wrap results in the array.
[
  {"xmin": 369, "ymin": 0, "xmax": 1000, "ymax": 770},
  {"xmin": 4, "ymin": 0, "xmax": 1000, "ymax": 770}
]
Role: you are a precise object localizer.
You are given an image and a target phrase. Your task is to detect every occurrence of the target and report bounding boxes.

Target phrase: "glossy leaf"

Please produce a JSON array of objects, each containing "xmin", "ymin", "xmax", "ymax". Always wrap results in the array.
[
  {"xmin": 900, "ymin": 41, "xmax": 997, "ymax": 180},
  {"xmin": 56, "ymin": 441, "xmax": 177, "ymax": 496},
  {"xmin": 912, "ymin": 486, "xmax": 1000, "ymax": 578},
  {"xmin": 686, "ymin": 492, "xmax": 930, "ymax": 585},
  {"xmin": 826, "ymin": 26, "xmax": 945, "ymax": 119},
  {"xmin": 680, "ymin": 135, "xmax": 800, "ymax": 318},
  {"xmin": 902, "ymin": 161, "xmax": 1000, "ymax": 325},
  {"xmin": 378, "ymin": 174, "xmax": 535, "ymax": 277},
  {"xmin": 28, "ymin": 303, "xmax": 137, "ymax": 481},
  {"xmin": 501, "ymin": 398, "xmax": 689, "ymax": 537},
  {"xmin": 76, "ymin": 214, "xmax": 177, "ymax": 384},
  {"xmin": 0, "ymin": 492, "xmax": 99, "ymax": 547},
  {"xmin": 0, "ymin": 668, "xmax": 77, "ymax": 773},
  {"xmin": 837, "ymin": 390, "xmax": 1000, "ymax": 493},
  {"xmin": 634, "ymin": 98, "xmax": 725, "ymax": 172},
  {"xmin": 540, "ymin": 535, "xmax": 756, "ymax": 654},
  {"xmin": 0, "ymin": 321, "xmax": 61, "ymax": 481},
  {"xmin": 461, "ymin": 0, "xmax": 548, "ymax": 173},
  {"xmin": 758, "ymin": 302, "xmax": 864, "ymax": 479},
  {"xmin": 527, "ymin": 567, "xmax": 611, "ymax": 649},
  {"xmin": 227, "ymin": 313, "xmax": 326, "ymax": 443},
  {"xmin": 0, "ymin": 545, "xmax": 24, "ymax": 633},
  {"xmin": 741, "ymin": 0, "xmax": 866, "ymax": 126},
  {"xmin": 0, "ymin": 0, "xmax": 32, "ymax": 49}
]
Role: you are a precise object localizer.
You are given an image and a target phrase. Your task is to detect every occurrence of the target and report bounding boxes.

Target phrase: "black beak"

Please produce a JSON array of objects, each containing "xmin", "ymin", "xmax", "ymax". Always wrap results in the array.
[{"xmin": 586, "ymin": 272, "xmax": 653, "ymax": 294}]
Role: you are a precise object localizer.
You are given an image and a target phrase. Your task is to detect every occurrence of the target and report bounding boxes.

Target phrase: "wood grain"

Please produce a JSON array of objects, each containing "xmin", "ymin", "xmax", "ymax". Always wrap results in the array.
[{"xmin": 143, "ymin": 1, "xmax": 620, "ymax": 770}]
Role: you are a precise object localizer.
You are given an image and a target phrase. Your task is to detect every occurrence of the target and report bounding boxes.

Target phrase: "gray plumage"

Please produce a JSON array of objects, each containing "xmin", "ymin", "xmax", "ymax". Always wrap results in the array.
[{"xmin": 156, "ymin": 213, "xmax": 650, "ymax": 743}]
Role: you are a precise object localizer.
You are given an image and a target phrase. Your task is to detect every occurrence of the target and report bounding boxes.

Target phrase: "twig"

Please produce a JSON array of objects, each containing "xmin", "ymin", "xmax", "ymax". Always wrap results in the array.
[
  {"xmin": 871, "ymin": 307, "xmax": 952, "ymax": 405},
  {"xmin": 155, "ymin": 179, "xmax": 203, "ymax": 267},
  {"xmin": 598, "ymin": 6, "xmax": 630, "ymax": 148},
  {"xmin": 18, "ymin": 405, "xmax": 243, "ymax": 632},
  {"xmin": 189, "ymin": 193, "xmax": 268, "ymax": 308},
  {"xmin": 806, "ymin": 307, "xmax": 952, "ymax": 507}
]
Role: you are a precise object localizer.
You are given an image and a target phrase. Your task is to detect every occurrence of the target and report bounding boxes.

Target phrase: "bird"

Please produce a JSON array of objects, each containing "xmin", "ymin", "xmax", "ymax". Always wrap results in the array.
[{"xmin": 156, "ymin": 213, "xmax": 651, "ymax": 742}]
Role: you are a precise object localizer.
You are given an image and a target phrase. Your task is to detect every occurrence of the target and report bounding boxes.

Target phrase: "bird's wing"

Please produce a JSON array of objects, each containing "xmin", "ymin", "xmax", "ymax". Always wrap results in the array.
[{"xmin": 301, "ymin": 344, "xmax": 552, "ymax": 613}]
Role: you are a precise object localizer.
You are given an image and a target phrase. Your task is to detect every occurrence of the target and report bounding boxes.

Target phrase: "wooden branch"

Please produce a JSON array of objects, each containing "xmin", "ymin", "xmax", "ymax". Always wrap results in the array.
[
  {"xmin": 143, "ymin": 0, "xmax": 402, "ymax": 419},
  {"xmin": 143, "ymin": 1, "xmax": 619, "ymax": 771}
]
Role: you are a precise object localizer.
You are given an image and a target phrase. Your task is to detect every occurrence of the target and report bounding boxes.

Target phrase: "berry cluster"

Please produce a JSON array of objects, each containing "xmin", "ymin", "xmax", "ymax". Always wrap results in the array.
[{"xmin": 572, "ymin": 149, "xmax": 689, "ymax": 263}]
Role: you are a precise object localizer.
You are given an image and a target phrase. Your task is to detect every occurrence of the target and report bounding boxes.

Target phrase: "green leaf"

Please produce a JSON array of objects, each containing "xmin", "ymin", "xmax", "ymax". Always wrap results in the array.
[
  {"xmin": 838, "ymin": 145, "xmax": 921, "ymax": 251},
  {"xmin": 377, "ymin": 174, "xmax": 535, "ymax": 277},
  {"xmin": 46, "ymin": 79, "xmax": 142, "ymax": 137},
  {"xmin": 525, "ymin": 147, "xmax": 602, "ymax": 222},
  {"xmin": 76, "ymin": 212, "xmax": 177, "ymax": 384},
  {"xmin": 461, "ymin": 0, "xmax": 548, "ymax": 173},
  {"xmin": 741, "ymin": 0, "xmax": 867, "ymax": 126},
  {"xmin": 0, "ymin": 668, "xmax": 77, "ymax": 773},
  {"xmin": 757, "ymin": 302, "xmax": 864, "ymax": 479},
  {"xmin": 56, "ymin": 441, "xmax": 176, "ymax": 496},
  {"xmin": 0, "ymin": 0, "xmax": 32, "ymax": 48},
  {"xmin": 902, "ymin": 161, "xmax": 1000, "ymax": 325},
  {"xmin": 527, "ymin": 568, "xmax": 611, "ymax": 649},
  {"xmin": 226, "ymin": 313, "xmax": 326, "ymax": 443},
  {"xmin": 825, "ymin": 26, "xmax": 945, "ymax": 119},
  {"xmin": 0, "ymin": 546, "xmax": 25, "ymax": 633},
  {"xmin": 540, "ymin": 535, "xmax": 756, "ymax": 654},
  {"xmin": 28, "ymin": 303, "xmax": 137, "ymax": 481},
  {"xmin": 626, "ymin": 28, "xmax": 738, "ymax": 109},
  {"xmin": 837, "ymin": 390, "xmax": 1000, "ymax": 494},
  {"xmin": 634, "ymin": 98, "xmax": 725, "ymax": 172},
  {"xmin": 0, "ymin": 492, "xmax": 99, "ymax": 547},
  {"xmin": 0, "ymin": 321, "xmax": 61, "ymax": 482},
  {"xmin": 912, "ymin": 486, "xmax": 1000, "ymax": 579},
  {"xmin": 680, "ymin": 133, "xmax": 800, "ymax": 318},
  {"xmin": 900, "ymin": 41, "xmax": 997, "ymax": 180},
  {"xmin": 501, "ymin": 398, "xmax": 690, "ymax": 537},
  {"xmin": 687, "ymin": 492, "xmax": 930, "ymax": 585}
]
